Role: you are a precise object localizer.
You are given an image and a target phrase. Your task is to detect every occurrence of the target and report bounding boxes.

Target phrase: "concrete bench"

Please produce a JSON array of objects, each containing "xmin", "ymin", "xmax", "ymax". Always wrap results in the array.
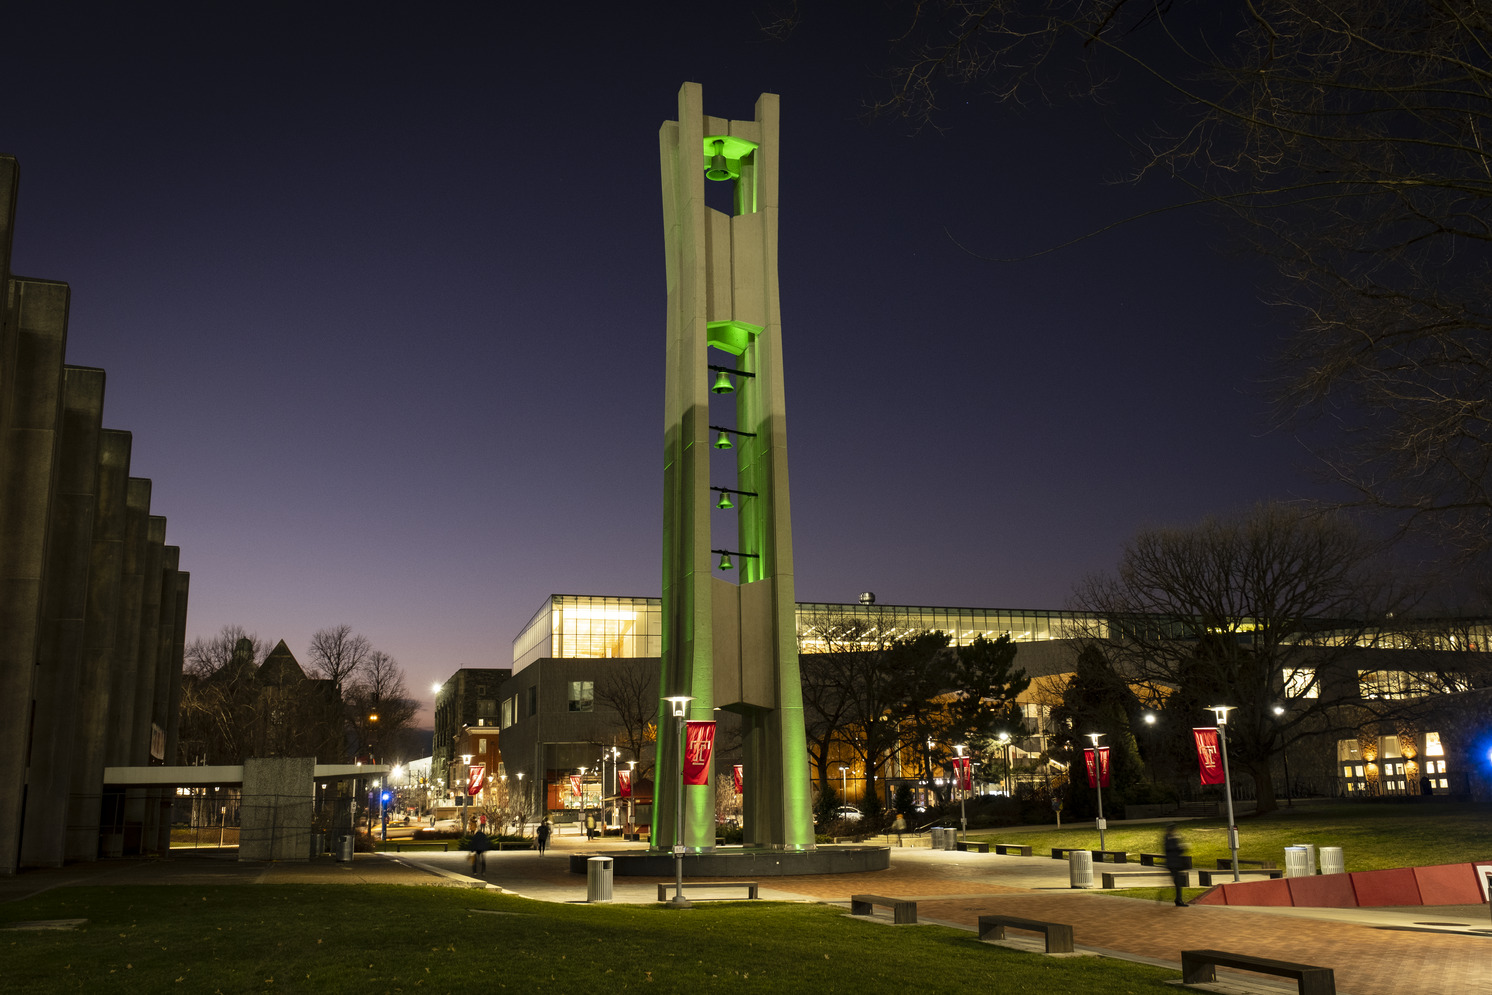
[
  {"xmin": 994, "ymin": 843, "xmax": 1033, "ymax": 856},
  {"xmin": 1181, "ymin": 948, "xmax": 1335, "ymax": 995},
  {"xmin": 656, "ymin": 881, "xmax": 758, "ymax": 901},
  {"xmin": 1101, "ymin": 870, "xmax": 1189, "ymax": 889},
  {"xmin": 387, "ymin": 841, "xmax": 452, "ymax": 852},
  {"xmin": 1050, "ymin": 847, "xmax": 1126, "ymax": 863},
  {"xmin": 978, "ymin": 914, "xmax": 1075, "ymax": 954},
  {"xmin": 1050, "ymin": 847, "xmax": 1083, "ymax": 860},
  {"xmin": 850, "ymin": 893, "xmax": 917, "ymax": 924},
  {"xmin": 1138, "ymin": 852, "xmax": 1191, "ymax": 869},
  {"xmin": 957, "ymin": 840, "xmax": 989, "ymax": 853},
  {"xmin": 1216, "ymin": 858, "xmax": 1277, "ymax": 870},
  {"xmin": 1197, "ymin": 868, "xmax": 1284, "ymax": 886}
]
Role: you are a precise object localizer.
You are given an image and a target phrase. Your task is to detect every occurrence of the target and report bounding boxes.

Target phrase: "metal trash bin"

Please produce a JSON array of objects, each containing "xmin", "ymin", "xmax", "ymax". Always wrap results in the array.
[
  {"xmin": 587, "ymin": 856, "xmax": 614, "ymax": 903},
  {"xmin": 943, "ymin": 828, "xmax": 957, "ymax": 851},
  {"xmin": 1319, "ymin": 846, "xmax": 1344, "ymax": 875},
  {"xmin": 337, "ymin": 834, "xmax": 354, "ymax": 862},
  {"xmin": 1297, "ymin": 843, "xmax": 1317, "ymax": 875},
  {"xmin": 1069, "ymin": 849, "xmax": 1094, "ymax": 889},
  {"xmin": 312, "ymin": 833, "xmax": 325, "ymax": 858},
  {"xmin": 1284, "ymin": 846, "xmax": 1311, "ymax": 878},
  {"xmin": 929, "ymin": 827, "xmax": 945, "ymax": 849}
]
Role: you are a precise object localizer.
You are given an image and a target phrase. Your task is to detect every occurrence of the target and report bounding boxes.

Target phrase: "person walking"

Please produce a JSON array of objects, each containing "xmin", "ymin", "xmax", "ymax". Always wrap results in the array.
[
  {"xmin": 537, "ymin": 819, "xmax": 552, "ymax": 855},
  {"xmin": 469, "ymin": 827, "xmax": 491, "ymax": 875},
  {"xmin": 1164, "ymin": 823, "xmax": 1189, "ymax": 907},
  {"xmin": 892, "ymin": 812, "xmax": 907, "ymax": 846}
]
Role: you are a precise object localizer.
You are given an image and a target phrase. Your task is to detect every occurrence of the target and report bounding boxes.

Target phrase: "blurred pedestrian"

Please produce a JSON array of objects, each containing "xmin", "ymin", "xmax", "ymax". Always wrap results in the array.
[
  {"xmin": 469, "ymin": 827, "xmax": 491, "ymax": 874},
  {"xmin": 537, "ymin": 819, "xmax": 552, "ymax": 855},
  {"xmin": 1164, "ymin": 823, "xmax": 1189, "ymax": 907}
]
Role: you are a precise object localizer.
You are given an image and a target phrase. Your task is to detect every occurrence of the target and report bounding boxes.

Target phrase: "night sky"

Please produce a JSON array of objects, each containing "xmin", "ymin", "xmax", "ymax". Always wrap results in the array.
[{"xmin": 3, "ymin": 5, "xmax": 1333, "ymax": 726}]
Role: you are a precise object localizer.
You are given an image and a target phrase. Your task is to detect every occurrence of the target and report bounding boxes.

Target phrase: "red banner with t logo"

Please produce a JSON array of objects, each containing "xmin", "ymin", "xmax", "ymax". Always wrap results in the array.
[
  {"xmin": 683, "ymin": 720, "xmax": 716, "ymax": 785},
  {"xmin": 569, "ymin": 774, "xmax": 582, "ymax": 797},
  {"xmin": 732, "ymin": 764, "xmax": 743, "ymax": 795},
  {"xmin": 1193, "ymin": 727, "xmax": 1226, "ymax": 785},
  {"xmin": 952, "ymin": 756, "xmax": 972, "ymax": 791},
  {"xmin": 467, "ymin": 764, "xmax": 486, "ymax": 796},
  {"xmin": 618, "ymin": 770, "xmax": 632, "ymax": 798},
  {"xmin": 1082, "ymin": 747, "xmax": 1110, "ymax": 788}
]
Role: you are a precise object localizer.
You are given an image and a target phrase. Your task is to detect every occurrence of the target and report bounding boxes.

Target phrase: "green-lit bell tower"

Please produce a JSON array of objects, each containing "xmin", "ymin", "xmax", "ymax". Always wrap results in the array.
[{"xmin": 654, "ymin": 83, "xmax": 814, "ymax": 851}]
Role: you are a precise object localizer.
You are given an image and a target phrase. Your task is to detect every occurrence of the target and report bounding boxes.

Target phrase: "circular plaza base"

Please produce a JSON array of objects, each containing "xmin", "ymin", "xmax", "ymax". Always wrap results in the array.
[{"xmin": 567, "ymin": 844, "xmax": 889, "ymax": 877}]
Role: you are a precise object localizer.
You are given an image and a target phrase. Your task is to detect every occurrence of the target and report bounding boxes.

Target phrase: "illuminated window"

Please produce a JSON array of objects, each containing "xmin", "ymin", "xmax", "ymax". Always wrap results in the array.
[
  {"xmin": 501, "ymin": 697, "xmax": 515, "ymax": 729},
  {"xmin": 479, "ymin": 738, "xmax": 488, "ymax": 754},
  {"xmin": 568, "ymin": 681, "xmax": 594, "ymax": 712},
  {"xmin": 1425, "ymin": 732, "xmax": 1444, "ymax": 756},
  {"xmin": 1283, "ymin": 668, "xmax": 1319, "ymax": 698}
]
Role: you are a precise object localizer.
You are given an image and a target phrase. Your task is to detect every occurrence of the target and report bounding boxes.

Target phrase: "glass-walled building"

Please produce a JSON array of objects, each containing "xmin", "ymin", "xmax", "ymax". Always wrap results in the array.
[{"xmin": 512, "ymin": 594, "xmax": 1097, "ymax": 670}]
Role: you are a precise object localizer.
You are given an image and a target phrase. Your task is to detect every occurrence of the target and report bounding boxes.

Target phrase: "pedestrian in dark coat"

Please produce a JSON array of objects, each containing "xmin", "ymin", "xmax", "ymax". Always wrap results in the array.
[
  {"xmin": 537, "ymin": 819, "xmax": 552, "ymax": 855},
  {"xmin": 1164, "ymin": 823, "xmax": 1189, "ymax": 907}
]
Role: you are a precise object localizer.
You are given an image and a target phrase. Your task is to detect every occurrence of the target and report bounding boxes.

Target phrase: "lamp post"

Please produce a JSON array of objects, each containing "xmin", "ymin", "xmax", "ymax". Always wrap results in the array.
[
  {"xmin": 516, "ymin": 771, "xmax": 526, "ymax": 831},
  {"xmin": 663, "ymin": 695, "xmax": 694, "ymax": 909},
  {"xmin": 627, "ymin": 760, "xmax": 637, "ymax": 829},
  {"xmin": 1208, "ymin": 705, "xmax": 1241, "ymax": 882},
  {"xmin": 838, "ymin": 765, "xmax": 849, "ymax": 805},
  {"xmin": 1142, "ymin": 712, "xmax": 1158, "ymax": 783},
  {"xmin": 953, "ymin": 745, "xmax": 968, "ymax": 845},
  {"xmin": 461, "ymin": 754, "xmax": 473, "ymax": 830},
  {"xmin": 1273, "ymin": 704, "xmax": 1293, "ymax": 808},
  {"xmin": 996, "ymin": 732, "xmax": 1012, "ymax": 796},
  {"xmin": 1087, "ymin": 732, "xmax": 1106, "ymax": 852}
]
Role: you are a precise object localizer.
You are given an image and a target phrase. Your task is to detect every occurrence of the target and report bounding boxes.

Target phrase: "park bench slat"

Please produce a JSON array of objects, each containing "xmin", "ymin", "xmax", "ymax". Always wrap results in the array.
[
  {"xmin": 978, "ymin": 914, "xmax": 1074, "ymax": 953},
  {"xmin": 1181, "ymin": 948, "xmax": 1335, "ymax": 995},
  {"xmin": 850, "ymin": 893, "xmax": 917, "ymax": 924}
]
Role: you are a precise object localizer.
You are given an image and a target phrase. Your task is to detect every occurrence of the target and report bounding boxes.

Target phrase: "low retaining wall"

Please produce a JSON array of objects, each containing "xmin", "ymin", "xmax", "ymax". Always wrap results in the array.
[{"xmin": 1193, "ymin": 861, "xmax": 1492, "ymax": 908}]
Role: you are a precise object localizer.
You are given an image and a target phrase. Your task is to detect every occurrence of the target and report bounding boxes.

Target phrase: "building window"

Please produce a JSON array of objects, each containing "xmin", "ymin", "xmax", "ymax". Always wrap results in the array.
[
  {"xmin": 478, "ymin": 698, "xmax": 497, "ymax": 717},
  {"xmin": 501, "ymin": 697, "xmax": 515, "ymax": 729},
  {"xmin": 526, "ymin": 685, "xmax": 537, "ymax": 716},
  {"xmin": 1425, "ymin": 731, "xmax": 1444, "ymax": 756},
  {"xmin": 568, "ymin": 681, "xmax": 594, "ymax": 712},
  {"xmin": 479, "ymin": 738, "xmax": 488, "ymax": 754}
]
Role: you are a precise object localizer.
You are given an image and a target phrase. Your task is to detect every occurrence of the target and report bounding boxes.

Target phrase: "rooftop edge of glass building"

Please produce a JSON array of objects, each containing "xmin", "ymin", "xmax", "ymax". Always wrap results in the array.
[
  {"xmin": 511, "ymin": 594, "xmax": 1105, "ymax": 672},
  {"xmin": 511, "ymin": 593, "xmax": 1492, "ymax": 673}
]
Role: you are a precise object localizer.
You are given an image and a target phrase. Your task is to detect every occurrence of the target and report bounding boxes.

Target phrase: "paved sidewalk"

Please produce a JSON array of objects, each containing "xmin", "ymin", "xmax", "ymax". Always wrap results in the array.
[{"xmin": 4, "ymin": 839, "xmax": 1488, "ymax": 995}]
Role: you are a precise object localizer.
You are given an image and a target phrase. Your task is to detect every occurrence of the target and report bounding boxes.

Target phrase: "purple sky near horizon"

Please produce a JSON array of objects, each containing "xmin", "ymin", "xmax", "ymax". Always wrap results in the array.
[{"xmin": 4, "ymin": 5, "xmax": 1336, "ymax": 730}]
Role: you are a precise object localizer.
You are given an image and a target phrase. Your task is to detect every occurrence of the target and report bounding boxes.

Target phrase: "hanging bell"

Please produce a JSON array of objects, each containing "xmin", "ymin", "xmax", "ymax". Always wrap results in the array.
[
  {"xmin": 714, "ymin": 430, "xmax": 733, "ymax": 450},
  {"xmin": 716, "ymin": 490, "xmax": 734, "ymax": 510},
  {"xmin": 718, "ymin": 552, "xmax": 733, "ymax": 570},
  {"xmin": 711, "ymin": 370, "xmax": 734, "ymax": 393},
  {"xmin": 706, "ymin": 139, "xmax": 731, "ymax": 181}
]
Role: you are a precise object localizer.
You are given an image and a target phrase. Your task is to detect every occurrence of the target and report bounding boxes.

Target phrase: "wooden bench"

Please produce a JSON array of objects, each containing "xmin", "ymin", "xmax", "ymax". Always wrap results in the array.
[
  {"xmin": 850, "ymin": 894, "xmax": 917, "ymax": 924},
  {"xmin": 1050, "ymin": 847, "xmax": 1083, "ymax": 859},
  {"xmin": 1050, "ymin": 847, "xmax": 1127, "ymax": 863},
  {"xmin": 1181, "ymin": 948, "xmax": 1335, "ymax": 995},
  {"xmin": 655, "ymin": 881, "xmax": 759, "ymax": 901},
  {"xmin": 994, "ymin": 843, "xmax": 1033, "ymax": 856},
  {"xmin": 978, "ymin": 914, "xmax": 1074, "ymax": 953},
  {"xmin": 1217, "ymin": 858, "xmax": 1278, "ymax": 870},
  {"xmin": 1101, "ymin": 870, "xmax": 1189, "ymax": 889},
  {"xmin": 1138, "ymin": 852, "xmax": 1191, "ymax": 869},
  {"xmin": 957, "ymin": 841, "xmax": 989, "ymax": 853},
  {"xmin": 387, "ymin": 841, "xmax": 452, "ymax": 852},
  {"xmin": 1197, "ymin": 868, "xmax": 1285, "ymax": 886}
]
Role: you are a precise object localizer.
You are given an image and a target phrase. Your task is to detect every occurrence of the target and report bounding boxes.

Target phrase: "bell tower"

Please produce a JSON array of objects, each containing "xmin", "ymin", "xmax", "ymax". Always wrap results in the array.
[{"xmin": 653, "ymin": 83, "xmax": 814, "ymax": 851}]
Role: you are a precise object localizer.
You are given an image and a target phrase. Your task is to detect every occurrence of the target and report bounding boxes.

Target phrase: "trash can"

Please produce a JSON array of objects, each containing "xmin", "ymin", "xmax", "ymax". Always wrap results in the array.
[
  {"xmin": 587, "ymin": 856, "xmax": 614, "ymax": 903},
  {"xmin": 943, "ymin": 829, "xmax": 957, "ymax": 851},
  {"xmin": 929, "ymin": 827, "xmax": 945, "ymax": 849},
  {"xmin": 1296, "ymin": 843, "xmax": 1317, "ymax": 875},
  {"xmin": 337, "ymin": 834, "xmax": 354, "ymax": 863},
  {"xmin": 1068, "ymin": 849, "xmax": 1094, "ymax": 889},
  {"xmin": 311, "ymin": 833, "xmax": 325, "ymax": 858},
  {"xmin": 1284, "ymin": 846, "xmax": 1310, "ymax": 878},
  {"xmin": 1319, "ymin": 846, "xmax": 1344, "ymax": 875}
]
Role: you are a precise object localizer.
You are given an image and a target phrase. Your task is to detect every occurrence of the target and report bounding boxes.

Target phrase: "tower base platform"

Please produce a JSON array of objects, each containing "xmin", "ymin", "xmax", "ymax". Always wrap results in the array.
[{"xmin": 567, "ymin": 845, "xmax": 889, "ymax": 876}]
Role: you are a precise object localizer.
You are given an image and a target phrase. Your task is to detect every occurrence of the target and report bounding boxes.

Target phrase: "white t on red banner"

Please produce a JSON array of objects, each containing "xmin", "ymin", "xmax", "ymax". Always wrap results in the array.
[
  {"xmin": 952, "ymin": 756, "xmax": 972, "ymax": 791},
  {"xmin": 683, "ymin": 720, "xmax": 717, "ymax": 786},
  {"xmin": 1083, "ymin": 747, "xmax": 1110, "ymax": 788},
  {"xmin": 618, "ymin": 770, "xmax": 632, "ymax": 799},
  {"xmin": 467, "ymin": 764, "xmax": 486, "ymax": 796},
  {"xmin": 732, "ymin": 764, "xmax": 743, "ymax": 795},
  {"xmin": 569, "ymin": 774, "xmax": 583, "ymax": 797},
  {"xmin": 1193, "ymin": 727, "xmax": 1226, "ymax": 785}
]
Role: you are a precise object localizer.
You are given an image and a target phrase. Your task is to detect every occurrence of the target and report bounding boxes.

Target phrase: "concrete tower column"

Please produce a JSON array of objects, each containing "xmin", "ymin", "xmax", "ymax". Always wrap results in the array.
[
  {"xmin": 67, "ymin": 429, "xmax": 131, "ymax": 862},
  {"xmin": 0, "ymin": 276, "xmax": 70, "ymax": 875},
  {"xmin": 655, "ymin": 83, "xmax": 813, "ymax": 851},
  {"xmin": 21, "ymin": 366, "xmax": 105, "ymax": 868},
  {"xmin": 150, "ymin": 546, "xmax": 182, "ymax": 853}
]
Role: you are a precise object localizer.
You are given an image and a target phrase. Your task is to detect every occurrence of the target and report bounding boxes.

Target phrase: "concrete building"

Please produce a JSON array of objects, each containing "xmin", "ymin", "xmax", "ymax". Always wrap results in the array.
[{"xmin": 0, "ymin": 154, "xmax": 190, "ymax": 873}]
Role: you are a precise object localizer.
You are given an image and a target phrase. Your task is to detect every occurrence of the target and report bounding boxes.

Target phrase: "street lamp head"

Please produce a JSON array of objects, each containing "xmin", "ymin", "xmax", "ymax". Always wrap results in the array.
[
  {"xmin": 1207, "ymin": 705, "xmax": 1235, "ymax": 726},
  {"xmin": 955, "ymin": 743, "xmax": 968, "ymax": 756},
  {"xmin": 1272, "ymin": 704, "xmax": 1285, "ymax": 716},
  {"xmin": 663, "ymin": 695, "xmax": 694, "ymax": 718},
  {"xmin": 1143, "ymin": 712, "xmax": 1156, "ymax": 725},
  {"xmin": 1087, "ymin": 732, "xmax": 1104, "ymax": 746},
  {"xmin": 461, "ymin": 754, "xmax": 473, "ymax": 765},
  {"xmin": 431, "ymin": 682, "xmax": 442, "ymax": 695},
  {"xmin": 516, "ymin": 771, "xmax": 524, "ymax": 782}
]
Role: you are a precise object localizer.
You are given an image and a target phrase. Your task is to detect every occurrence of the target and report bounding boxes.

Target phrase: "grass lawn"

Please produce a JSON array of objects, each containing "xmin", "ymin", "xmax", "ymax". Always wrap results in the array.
[
  {"xmin": 0, "ymin": 884, "xmax": 1181, "ymax": 994},
  {"xmin": 974, "ymin": 800, "xmax": 1492, "ymax": 872}
]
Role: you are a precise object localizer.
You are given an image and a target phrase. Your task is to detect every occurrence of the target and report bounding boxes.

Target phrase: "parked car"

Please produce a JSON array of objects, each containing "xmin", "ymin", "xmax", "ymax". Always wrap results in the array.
[{"xmin": 833, "ymin": 805, "xmax": 862, "ymax": 821}]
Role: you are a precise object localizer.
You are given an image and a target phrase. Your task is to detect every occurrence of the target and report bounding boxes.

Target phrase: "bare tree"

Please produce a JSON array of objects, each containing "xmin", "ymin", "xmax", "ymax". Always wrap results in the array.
[
  {"xmin": 1069, "ymin": 502, "xmax": 1411, "ymax": 812},
  {"xmin": 184, "ymin": 625, "xmax": 265, "ymax": 678},
  {"xmin": 307, "ymin": 624, "xmax": 372, "ymax": 697},
  {"xmin": 347, "ymin": 649, "xmax": 416, "ymax": 764},
  {"xmin": 593, "ymin": 659, "xmax": 660, "ymax": 780},
  {"xmin": 178, "ymin": 628, "xmax": 266, "ymax": 764},
  {"xmin": 774, "ymin": 2, "xmax": 1492, "ymax": 562}
]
